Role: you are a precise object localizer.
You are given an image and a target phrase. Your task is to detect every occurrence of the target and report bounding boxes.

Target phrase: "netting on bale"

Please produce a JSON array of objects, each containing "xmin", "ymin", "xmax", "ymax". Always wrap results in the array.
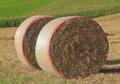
[
  {"xmin": 15, "ymin": 15, "xmax": 54, "ymax": 69},
  {"xmin": 35, "ymin": 16, "xmax": 108, "ymax": 79}
]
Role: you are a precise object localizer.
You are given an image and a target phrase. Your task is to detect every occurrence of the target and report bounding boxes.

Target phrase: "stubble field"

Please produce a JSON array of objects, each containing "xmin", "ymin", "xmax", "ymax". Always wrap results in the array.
[{"xmin": 0, "ymin": 13, "xmax": 120, "ymax": 84}]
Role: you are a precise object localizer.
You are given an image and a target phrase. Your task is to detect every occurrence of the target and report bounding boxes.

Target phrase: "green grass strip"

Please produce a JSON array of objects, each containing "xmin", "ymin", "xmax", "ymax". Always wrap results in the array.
[
  {"xmin": 0, "ymin": 5, "xmax": 120, "ymax": 28},
  {"xmin": 55, "ymin": 5, "xmax": 120, "ymax": 18}
]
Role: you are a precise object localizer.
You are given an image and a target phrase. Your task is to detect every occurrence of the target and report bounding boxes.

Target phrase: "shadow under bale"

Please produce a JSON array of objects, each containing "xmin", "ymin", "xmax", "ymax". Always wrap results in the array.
[
  {"xmin": 106, "ymin": 59, "xmax": 120, "ymax": 65},
  {"xmin": 100, "ymin": 59, "xmax": 120, "ymax": 73},
  {"xmin": 100, "ymin": 68, "xmax": 120, "ymax": 73}
]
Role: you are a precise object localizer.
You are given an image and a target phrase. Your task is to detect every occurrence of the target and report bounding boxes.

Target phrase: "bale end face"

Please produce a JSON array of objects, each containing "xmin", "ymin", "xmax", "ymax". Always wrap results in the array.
[
  {"xmin": 36, "ymin": 16, "xmax": 108, "ymax": 79},
  {"xmin": 15, "ymin": 15, "xmax": 54, "ymax": 69}
]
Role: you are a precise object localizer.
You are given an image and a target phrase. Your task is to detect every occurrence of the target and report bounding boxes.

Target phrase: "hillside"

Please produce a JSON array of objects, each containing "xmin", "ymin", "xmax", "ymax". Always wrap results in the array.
[{"xmin": 0, "ymin": 0, "xmax": 120, "ymax": 19}]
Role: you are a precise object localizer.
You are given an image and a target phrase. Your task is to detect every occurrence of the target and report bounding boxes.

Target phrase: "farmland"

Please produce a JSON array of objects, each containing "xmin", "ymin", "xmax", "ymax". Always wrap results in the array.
[
  {"xmin": 0, "ymin": 0, "xmax": 120, "ymax": 83},
  {"xmin": 0, "ymin": 0, "xmax": 120, "ymax": 27},
  {"xmin": 0, "ymin": 13, "xmax": 120, "ymax": 84},
  {"xmin": 0, "ymin": 0, "xmax": 120, "ymax": 18}
]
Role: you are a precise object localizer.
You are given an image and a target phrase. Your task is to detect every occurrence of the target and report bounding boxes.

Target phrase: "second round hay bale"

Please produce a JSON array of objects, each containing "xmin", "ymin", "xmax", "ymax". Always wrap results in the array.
[
  {"xmin": 35, "ymin": 16, "xmax": 109, "ymax": 79},
  {"xmin": 15, "ymin": 15, "xmax": 54, "ymax": 69}
]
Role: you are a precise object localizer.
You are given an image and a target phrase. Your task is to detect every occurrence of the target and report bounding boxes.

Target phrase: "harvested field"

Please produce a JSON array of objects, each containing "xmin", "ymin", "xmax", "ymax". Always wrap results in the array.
[{"xmin": 0, "ymin": 13, "xmax": 120, "ymax": 83}]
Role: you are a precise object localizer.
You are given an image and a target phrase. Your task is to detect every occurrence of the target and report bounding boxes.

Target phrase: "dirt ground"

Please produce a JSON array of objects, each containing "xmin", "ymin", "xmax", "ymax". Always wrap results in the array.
[{"xmin": 0, "ymin": 13, "xmax": 120, "ymax": 83}]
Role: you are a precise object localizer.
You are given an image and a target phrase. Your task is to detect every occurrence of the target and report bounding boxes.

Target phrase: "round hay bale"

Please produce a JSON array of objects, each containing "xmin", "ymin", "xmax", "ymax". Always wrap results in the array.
[
  {"xmin": 15, "ymin": 15, "xmax": 54, "ymax": 69},
  {"xmin": 35, "ymin": 16, "xmax": 109, "ymax": 79}
]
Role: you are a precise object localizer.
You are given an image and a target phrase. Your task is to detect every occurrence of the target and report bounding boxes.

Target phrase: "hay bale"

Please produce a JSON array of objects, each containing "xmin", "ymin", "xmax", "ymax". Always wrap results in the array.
[
  {"xmin": 15, "ymin": 15, "xmax": 54, "ymax": 69},
  {"xmin": 35, "ymin": 16, "xmax": 109, "ymax": 79}
]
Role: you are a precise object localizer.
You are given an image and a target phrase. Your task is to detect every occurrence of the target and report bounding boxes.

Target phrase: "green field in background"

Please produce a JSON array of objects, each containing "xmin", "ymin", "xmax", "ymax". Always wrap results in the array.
[{"xmin": 0, "ymin": 0, "xmax": 120, "ymax": 19}]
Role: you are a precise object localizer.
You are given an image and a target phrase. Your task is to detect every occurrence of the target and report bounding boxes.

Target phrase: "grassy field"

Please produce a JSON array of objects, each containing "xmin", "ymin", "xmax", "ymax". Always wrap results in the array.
[
  {"xmin": 0, "ymin": 0, "xmax": 120, "ymax": 27},
  {"xmin": 0, "ymin": 0, "xmax": 120, "ymax": 19},
  {"xmin": 0, "ymin": 13, "xmax": 120, "ymax": 84}
]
